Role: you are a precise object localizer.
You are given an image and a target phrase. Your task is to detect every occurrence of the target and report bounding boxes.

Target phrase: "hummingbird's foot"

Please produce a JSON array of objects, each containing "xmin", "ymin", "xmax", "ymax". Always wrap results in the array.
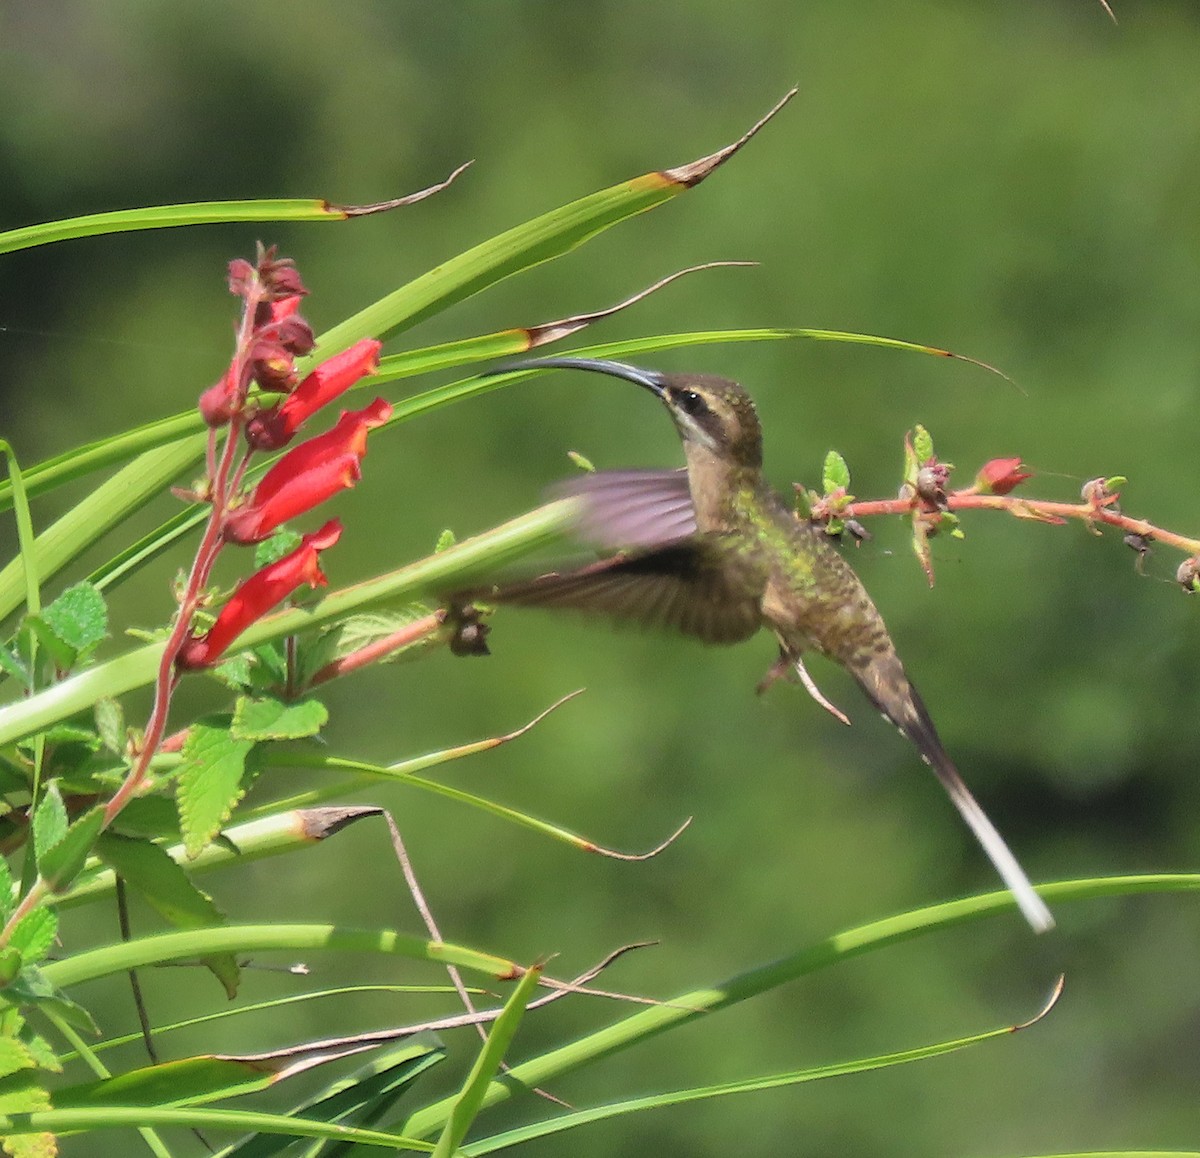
[
  {"xmin": 755, "ymin": 652, "xmax": 795, "ymax": 696},
  {"xmin": 791, "ymin": 655, "xmax": 852, "ymax": 727}
]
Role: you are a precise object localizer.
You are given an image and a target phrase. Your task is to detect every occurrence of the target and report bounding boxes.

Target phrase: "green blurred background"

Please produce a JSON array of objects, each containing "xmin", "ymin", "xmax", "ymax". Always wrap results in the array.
[{"xmin": 3, "ymin": 1, "xmax": 1200, "ymax": 1154}]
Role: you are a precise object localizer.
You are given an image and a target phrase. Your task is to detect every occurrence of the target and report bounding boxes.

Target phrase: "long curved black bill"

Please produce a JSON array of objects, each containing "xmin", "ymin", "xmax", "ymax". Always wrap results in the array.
[{"xmin": 483, "ymin": 356, "xmax": 667, "ymax": 398}]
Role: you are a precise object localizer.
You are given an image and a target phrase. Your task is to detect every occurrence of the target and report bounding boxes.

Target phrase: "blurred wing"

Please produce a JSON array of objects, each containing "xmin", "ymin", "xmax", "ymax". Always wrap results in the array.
[
  {"xmin": 485, "ymin": 536, "xmax": 765, "ymax": 645},
  {"xmin": 553, "ymin": 469, "xmax": 697, "ymax": 549}
]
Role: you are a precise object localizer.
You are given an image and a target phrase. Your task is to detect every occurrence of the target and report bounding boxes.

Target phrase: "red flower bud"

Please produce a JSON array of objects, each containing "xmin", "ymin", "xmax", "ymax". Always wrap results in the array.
[
  {"xmin": 976, "ymin": 457, "xmax": 1032, "ymax": 495},
  {"xmin": 224, "ymin": 398, "xmax": 392, "ymax": 543},
  {"xmin": 199, "ymin": 364, "xmax": 242, "ymax": 427},
  {"xmin": 177, "ymin": 520, "xmax": 342, "ymax": 669}
]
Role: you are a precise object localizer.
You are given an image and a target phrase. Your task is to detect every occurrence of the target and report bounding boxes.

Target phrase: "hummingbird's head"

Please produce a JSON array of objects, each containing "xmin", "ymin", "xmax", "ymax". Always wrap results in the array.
[{"xmin": 486, "ymin": 357, "xmax": 764, "ymax": 468}]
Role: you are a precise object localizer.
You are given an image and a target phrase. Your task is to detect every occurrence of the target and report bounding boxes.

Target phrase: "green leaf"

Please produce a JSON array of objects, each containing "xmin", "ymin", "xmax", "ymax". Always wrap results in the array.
[
  {"xmin": 39, "ymin": 582, "xmax": 107, "ymax": 661},
  {"xmin": 0, "ymin": 858, "xmax": 13, "ymax": 925},
  {"xmin": 0, "ymin": 952, "xmax": 21, "ymax": 988},
  {"xmin": 231, "ymin": 696, "xmax": 328, "ymax": 742},
  {"xmin": 253, "ymin": 529, "xmax": 302, "ymax": 570},
  {"xmin": 913, "ymin": 423, "xmax": 934, "ymax": 463},
  {"xmin": 93, "ymin": 698, "xmax": 125, "ymax": 756},
  {"xmin": 30, "ymin": 785, "xmax": 67, "ymax": 866},
  {"xmin": 2, "ymin": 967, "xmax": 99, "ymax": 1035},
  {"xmin": 7, "ymin": 911, "xmax": 56, "ymax": 969},
  {"xmin": 0, "ymin": 1071, "xmax": 53, "ymax": 1158},
  {"xmin": 176, "ymin": 719, "xmax": 256, "ymax": 857},
  {"xmin": 0, "ymin": 1038, "xmax": 38, "ymax": 1082},
  {"xmin": 95, "ymin": 834, "xmax": 223, "ymax": 929},
  {"xmin": 94, "ymin": 832, "xmax": 241, "ymax": 997},
  {"xmin": 297, "ymin": 607, "xmax": 441, "ymax": 687},
  {"xmin": 822, "ymin": 450, "xmax": 850, "ymax": 494},
  {"xmin": 39, "ymin": 806, "xmax": 105, "ymax": 894}
]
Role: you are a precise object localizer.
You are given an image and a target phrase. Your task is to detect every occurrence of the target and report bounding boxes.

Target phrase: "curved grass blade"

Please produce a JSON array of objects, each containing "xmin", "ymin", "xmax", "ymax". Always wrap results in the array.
[
  {"xmin": 64, "ymin": 988, "xmax": 466, "ymax": 1061},
  {"xmin": 398, "ymin": 873, "xmax": 1200, "ymax": 1136},
  {"xmin": 0, "ymin": 1105, "xmax": 431, "ymax": 1151},
  {"xmin": 61, "ymin": 699, "xmax": 581, "ymax": 910},
  {"xmin": 220, "ymin": 1038, "xmax": 446, "ymax": 1158},
  {"xmin": 0, "ymin": 167, "xmax": 470, "ymax": 257},
  {"xmin": 432, "ymin": 965, "xmax": 541, "ymax": 1158},
  {"xmin": 36, "ymin": 923, "xmax": 522, "ymax": 992},
  {"xmin": 312, "ymin": 91, "xmax": 795, "ymax": 362},
  {"xmin": 463, "ymin": 981, "xmax": 1061, "ymax": 1155}
]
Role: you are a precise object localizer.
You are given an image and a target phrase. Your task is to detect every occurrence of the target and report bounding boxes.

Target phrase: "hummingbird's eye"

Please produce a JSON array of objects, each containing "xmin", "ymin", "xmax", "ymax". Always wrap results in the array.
[{"xmin": 676, "ymin": 389, "xmax": 708, "ymax": 417}]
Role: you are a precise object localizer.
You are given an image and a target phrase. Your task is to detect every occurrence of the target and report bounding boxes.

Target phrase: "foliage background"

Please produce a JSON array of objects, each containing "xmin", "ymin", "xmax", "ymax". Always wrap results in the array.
[{"xmin": 2, "ymin": 1, "xmax": 1199, "ymax": 1154}]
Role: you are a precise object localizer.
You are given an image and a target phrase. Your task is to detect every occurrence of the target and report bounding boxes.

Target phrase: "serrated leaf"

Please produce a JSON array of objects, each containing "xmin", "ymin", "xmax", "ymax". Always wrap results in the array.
[
  {"xmin": 96, "ymin": 833, "xmax": 239, "ymax": 998},
  {"xmin": 93, "ymin": 699, "xmax": 124, "ymax": 756},
  {"xmin": 434, "ymin": 529, "xmax": 456, "ymax": 553},
  {"xmin": 0, "ymin": 950, "xmax": 21, "ymax": 987},
  {"xmin": 253, "ymin": 528, "xmax": 302, "ymax": 570},
  {"xmin": 30, "ymin": 787, "xmax": 67, "ymax": 866},
  {"xmin": 39, "ymin": 806, "xmax": 104, "ymax": 894},
  {"xmin": 0, "ymin": 1067, "xmax": 51, "ymax": 1116},
  {"xmin": 96, "ymin": 834, "xmax": 224, "ymax": 928},
  {"xmin": 8, "ymin": 910, "xmax": 56, "ymax": 968},
  {"xmin": 40, "ymin": 582, "xmax": 107, "ymax": 660},
  {"xmin": 822, "ymin": 450, "xmax": 850, "ymax": 494},
  {"xmin": 110, "ymin": 796, "xmax": 182, "ymax": 841},
  {"xmin": 2, "ymin": 968, "xmax": 97, "ymax": 1036},
  {"xmin": 2, "ymin": 1129, "xmax": 56, "ymax": 1158},
  {"xmin": 294, "ymin": 608, "xmax": 440, "ymax": 688},
  {"xmin": 29, "ymin": 725, "xmax": 97, "ymax": 749},
  {"xmin": 18, "ymin": 619, "xmax": 75, "ymax": 675},
  {"xmin": 177, "ymin": 719, "xmax": 256, "ymax": 858},
  {"xmin": 232, "ymin": 696, "xmax": 328, "ymax": 742},
  {"xmin": 0, "ymin": 1037, "xmax": 39, "ymax": 1081},
  {"xmin": 0, "ymin": 648, "xmax": 30, "ymax": 691},
  {"xmin": 210, "ymin": 652, "xmax": 254, "ymax": 691},
  {"xmin": 18, "ymin": 1032, "xmax": 58, "ymax": 1075},
  {"xmin": 913, "ymin": 424, "xmax": 934, "ymax": 463},
  {"xmin": 0, "ymin": 1070, "xmax": 54, "ymax": 1158}
]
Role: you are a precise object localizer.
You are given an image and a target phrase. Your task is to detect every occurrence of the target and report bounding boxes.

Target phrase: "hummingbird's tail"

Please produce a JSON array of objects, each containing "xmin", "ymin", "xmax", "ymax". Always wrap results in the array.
[
  {"xmin": 919, "ymin": 734, "xmax": 1055, "ymax": 934},
  {"xmin": 854, "ymin": 656, "xmax": 1055, "ymax": 934}
]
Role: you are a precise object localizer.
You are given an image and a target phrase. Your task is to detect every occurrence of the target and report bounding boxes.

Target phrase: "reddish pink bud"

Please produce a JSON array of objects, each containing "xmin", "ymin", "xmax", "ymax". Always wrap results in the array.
[
  {"xmin": 199, "ymin": 364, "xmax": 242, "ymax": 427},
  {"xmin": 246, "ymin": 341, "xmax": 383, "ymax": 451},
  {"xmin": 976, "ymin": 457, "xmax": 1032, "ymax": 495},
  {"xmin": 224, "ymin": 398, "xmax": 392, "ymax": 543},
  {"xmin": 227, "ymin": 258, "xmax": 256, "ymax": 298},
  {"xmin": 178, "ymin": 520, "xmax": 342, "ymax": 669}
]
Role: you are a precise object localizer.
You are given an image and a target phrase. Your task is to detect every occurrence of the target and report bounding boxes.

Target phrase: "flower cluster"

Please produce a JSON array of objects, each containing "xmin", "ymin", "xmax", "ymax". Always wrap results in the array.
[{"xmin": 177, "ymin": 247, "xmax": 387, "ymax": 670}]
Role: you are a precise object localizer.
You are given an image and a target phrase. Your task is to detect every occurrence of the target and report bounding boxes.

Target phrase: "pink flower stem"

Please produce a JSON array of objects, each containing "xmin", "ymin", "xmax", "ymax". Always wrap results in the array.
[
  {"xmin": 102, "ymin": 287, "xmax": 268, "ymax": 828},
  {"xmin": 841, "ymin": 490, "xmax": 1200, "ymax": 556}
]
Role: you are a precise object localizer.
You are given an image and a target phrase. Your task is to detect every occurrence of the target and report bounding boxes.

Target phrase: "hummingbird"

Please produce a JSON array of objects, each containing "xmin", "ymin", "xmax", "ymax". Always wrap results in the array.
[{"xmin": 460, "ymin": 356, "xmax": 1053, "ymax": 933}]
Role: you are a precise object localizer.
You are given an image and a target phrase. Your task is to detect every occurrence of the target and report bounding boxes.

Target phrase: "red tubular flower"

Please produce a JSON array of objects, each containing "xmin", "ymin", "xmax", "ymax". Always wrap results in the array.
[
  {"xmin": 177, "ymin": 520, "xmax": 342, "ymax": 670},
  {"xmin": 224, "ymin": 398, "xmax": 392, "ymax": 543},
  {"xmin": 976, "ymin": 457, "xmax": 1032, "ymax": 495},
  {"xmin": 246, "ymin": 339, "xmax": 382, "ymax": 450}
]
